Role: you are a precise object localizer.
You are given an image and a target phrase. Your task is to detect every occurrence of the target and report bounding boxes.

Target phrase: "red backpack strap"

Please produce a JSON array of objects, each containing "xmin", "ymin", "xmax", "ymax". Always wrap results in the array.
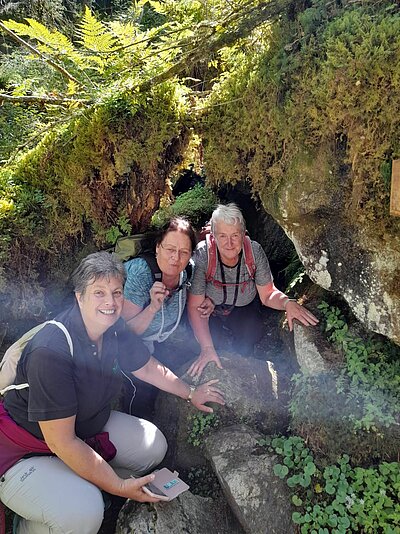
[
  {"xmin": 205, "ymin": 233, "xmax": 218, "ymax": 282},
  {"xmin": 243, "ymin": 235, "xmax": 256, "ymax": 279}
]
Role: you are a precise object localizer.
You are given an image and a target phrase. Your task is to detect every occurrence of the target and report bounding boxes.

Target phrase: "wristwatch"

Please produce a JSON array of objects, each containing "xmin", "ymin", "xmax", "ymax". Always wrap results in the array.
[{"xmin": 187, "ymin": 385, "xmax": 196, "ymax": 403}]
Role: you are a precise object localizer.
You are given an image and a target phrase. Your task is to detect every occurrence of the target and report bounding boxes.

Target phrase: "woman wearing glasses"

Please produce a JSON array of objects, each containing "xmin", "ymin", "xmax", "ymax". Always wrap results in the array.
[{"xmin": 122, "ymin": 217, "xmax": 213, "ymax": 417}]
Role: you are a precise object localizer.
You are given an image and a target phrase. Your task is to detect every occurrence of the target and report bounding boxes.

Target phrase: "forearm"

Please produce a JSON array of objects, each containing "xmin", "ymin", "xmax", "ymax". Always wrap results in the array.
[
  {"xmin": 265, "ymin": 290, "xmax": 293, "ymax": 310},
  {"xmin": 125, "ymin": 304, "xmax": 157, "ymax": 335},
  {"xmin": 133, "ymin": 356, "xmax": 191, "ymax": 400},
  {"xmin": 188, "ymin": 303, "xmax": 215, "ymax": 350},
  {"xmin": 42, "ymin": 431, "xmax": 125, "ymax": 496},
  {"xmin": 258, "ymin": 282, "xmax": 294, "ymax": 311}
]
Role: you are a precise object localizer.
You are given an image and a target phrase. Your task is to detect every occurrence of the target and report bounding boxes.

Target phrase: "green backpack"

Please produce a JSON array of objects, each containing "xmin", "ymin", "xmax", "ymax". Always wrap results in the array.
[{"xmin": 112, "ymin": 233, "xmax": 158, "ymax": 262}]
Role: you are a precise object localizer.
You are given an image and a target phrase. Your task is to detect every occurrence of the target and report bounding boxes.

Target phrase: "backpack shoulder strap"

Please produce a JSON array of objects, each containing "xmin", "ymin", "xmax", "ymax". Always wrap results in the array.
[
  {"xmin": 0, "ymin": 320, "xmax": 73, "ymax": 396},
  {"xmin": 205, "ymin": 233, "xmax": 218, "ymax": 282},
  {"xmin": 243, "ymin": 236, "xmax": 256, "ymax": 279},
  {"xmin": 138, "ymin": 252, "xmax": 162, "ymax": 282},
  {"xmin": 185, "ymin": 259, "xmax": 193, "ymax": 283},
  {"xmin": 47, "ymin": 320, "xmax": 74, "ymax": 357},
  {"xmin": 139, "ymin": 251, "xmax": 192, "ymax": 285}
]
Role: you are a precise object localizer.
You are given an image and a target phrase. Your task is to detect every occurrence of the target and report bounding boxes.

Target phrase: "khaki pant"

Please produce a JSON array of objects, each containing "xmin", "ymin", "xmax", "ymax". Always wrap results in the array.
[{"xmin": 0, "ymin": 411, "xmax": 167, "ymax": 533}]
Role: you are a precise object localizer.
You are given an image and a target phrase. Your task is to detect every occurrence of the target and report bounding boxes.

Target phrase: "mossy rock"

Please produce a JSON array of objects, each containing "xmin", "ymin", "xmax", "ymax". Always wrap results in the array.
[{"xmin": 290, "ymin": 373, "xmax": 400, "ymax": 466}]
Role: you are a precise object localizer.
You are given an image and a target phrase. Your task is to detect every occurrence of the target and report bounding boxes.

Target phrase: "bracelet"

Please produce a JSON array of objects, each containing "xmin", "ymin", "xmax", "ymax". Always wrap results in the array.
[
  {"xmin": 187, "ymin": 385, "xmax": 196, "ymax": 403},
  {"xmin": 283, "ymin": 298, "xmax": 296, "ymax": 309}
]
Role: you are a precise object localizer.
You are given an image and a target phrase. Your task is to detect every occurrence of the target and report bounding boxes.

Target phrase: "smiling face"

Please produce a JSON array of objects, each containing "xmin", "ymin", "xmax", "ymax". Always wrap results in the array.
[
  {"xmin": 76, "ymin": 275, "xmax": 124, "ymax": 340},
  {"xmin": 155, "ymin": 230, "xmax": 192, "ymax": 279},
  {"xmin": 213, "ymin": 220, "xmax": 244, "ymax": 266}
]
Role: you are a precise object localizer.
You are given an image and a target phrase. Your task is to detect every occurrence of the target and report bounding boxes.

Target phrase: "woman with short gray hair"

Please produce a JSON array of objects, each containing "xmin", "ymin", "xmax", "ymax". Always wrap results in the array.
[
  {"xmin": 188, "ymin": 203, "xmax": 319, "ymax": 377},
  {"xmin": 0, "ymin": 251, "xmax": 224, "ymax": 533},
  {"xmin": 71, "ymin": 251, "xmax": 126, "ymax": 294}
]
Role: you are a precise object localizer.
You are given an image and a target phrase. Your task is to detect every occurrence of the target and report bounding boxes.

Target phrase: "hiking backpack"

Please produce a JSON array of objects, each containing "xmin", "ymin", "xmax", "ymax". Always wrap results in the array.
[{"xmin": 0, "ymin": 320, "xmax": 73, "ymax": 396}]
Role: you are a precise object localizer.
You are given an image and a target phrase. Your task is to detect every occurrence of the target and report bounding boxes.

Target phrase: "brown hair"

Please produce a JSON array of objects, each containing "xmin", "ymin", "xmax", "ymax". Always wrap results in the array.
[{"xmin": 156, "ymin": 217, "xmax": 197, "ymax": 252}]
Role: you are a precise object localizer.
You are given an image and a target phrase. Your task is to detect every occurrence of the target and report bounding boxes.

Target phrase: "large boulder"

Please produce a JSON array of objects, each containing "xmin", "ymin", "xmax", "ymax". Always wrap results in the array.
[
  {"xmin": 292, "ymin": 322, "xmax": 343, "ymax": 374},
  {"xmin": 153, "ymin": 351, "xmax": 291, "ymax": 472},
  {"xmin": 116, "ymin": 491, "xmax": 244, "ymax": 534},
  {"xmin": 289, "ymin": 372, "xmax": 400, "ymax": 465},
  {"xmin": 205, "ymin": 424, "xmax": 295, "ymax": 534},
  {"xmin": 262, "ymin": 144, "xmax": 400, "ymax": 346}
]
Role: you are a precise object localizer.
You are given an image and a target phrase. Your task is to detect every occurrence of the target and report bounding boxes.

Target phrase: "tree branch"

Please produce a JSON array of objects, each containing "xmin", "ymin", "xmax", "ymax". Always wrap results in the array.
[
  {"xmin": 0, "ymin": 21, "xmax": 84, "ymax": 88},
  {"xmin": 140, "ymin": 0, "xmax": 290, "ymax": 91},
  {"xmin": 0, "ymin": 93, "xmax": 89, "ymax": 105}
]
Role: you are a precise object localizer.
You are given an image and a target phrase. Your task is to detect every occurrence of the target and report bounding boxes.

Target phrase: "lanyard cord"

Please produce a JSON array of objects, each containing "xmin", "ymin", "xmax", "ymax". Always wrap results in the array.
[
  {"xmin": 144, "ymin": 271, "xmax": 185, "ymax": 343},
  {"xmin": 219, "ymin": 251, "xmax": 242, "ymax": 306}
]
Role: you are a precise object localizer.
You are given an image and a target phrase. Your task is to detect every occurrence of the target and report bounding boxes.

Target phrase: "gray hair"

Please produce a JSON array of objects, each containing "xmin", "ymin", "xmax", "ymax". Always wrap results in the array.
[
  {"xmin": 71, "ymin": 251, "xmax": 126, "ymax": 294},
  {"xmin": 210, "ymin": 203, "xmax": 246, "ymax": 234}
]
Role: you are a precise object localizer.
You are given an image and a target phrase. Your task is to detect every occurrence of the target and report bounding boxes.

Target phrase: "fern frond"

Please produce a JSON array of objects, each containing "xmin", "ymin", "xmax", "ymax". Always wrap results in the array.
[
  {"xmin": 76, "ymin": 7, "xmax": 117, "ymax": 54},
  {"xmin": 4, "ymin": 19, "xmax": 74, "ymax": 55},
  {"xmin": 66, "ymin": 80, "xmax": 78, "ymax": 96},
  {"xmin": 2, "ymin": 19, "xmax": 92, "ymax": 72},
  {"xmin": 147, "ymin": 0, "xmax": 169, "ymax": 16},
  {"xmin": 108, "ymin": 21, "xmax": 138, "ymax": 48}
]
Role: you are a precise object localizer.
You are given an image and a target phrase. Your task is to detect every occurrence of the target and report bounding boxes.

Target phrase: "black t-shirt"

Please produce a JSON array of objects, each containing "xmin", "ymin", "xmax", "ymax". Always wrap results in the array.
[{"xmin": 4, "ymin": 303, "xmax": 150, "ymax": 440}]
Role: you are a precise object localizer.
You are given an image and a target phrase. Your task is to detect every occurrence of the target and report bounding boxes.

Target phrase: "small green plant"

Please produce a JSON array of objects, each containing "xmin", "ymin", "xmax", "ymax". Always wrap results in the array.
[
  {"xmin": 152, "ymin": 184, "xmax": 218, "ymax": 228},
  {"xmin": 187, "ymin": 412, "xmax": 220, "ymax": 447},
  {"xmin": 105, "ymin": 214, "xmax": 132, "ymax": 245},
  {"xmin": 317, "ymin": 301, "xmax": 400, "ymax": 432},
  {"xmin": 186, "ymin": 465, "xmax": 221, "ymax": 498},
  {"xmin": 260, "ymin": 435, "xmax": 400, "ymax": 533}
]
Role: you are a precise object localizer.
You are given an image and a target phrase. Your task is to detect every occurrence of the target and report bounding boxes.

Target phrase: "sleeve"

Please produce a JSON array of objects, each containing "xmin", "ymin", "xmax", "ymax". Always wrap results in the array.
[
  {"xmin": 124, "ymin": 258, "xmax": 154, "ymax": 308},
  {"xmin": 188, "ymin": 241, "xmax": 208, "ymax": 296},
  {"xmin": 117, "ymin": 327, "xmax": 151, "ymax": 374},
  {"xmin": 252, "ymin": 241, "xmax": 273, "ymax": 286},
  {"xmin": 26, "ymin": 348, "xmax": 77, "ymax": 422}
]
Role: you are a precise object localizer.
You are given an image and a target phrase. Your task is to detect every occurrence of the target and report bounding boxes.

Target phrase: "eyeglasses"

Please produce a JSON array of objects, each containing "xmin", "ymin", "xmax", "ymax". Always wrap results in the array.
[{"xmin": 159, "ymin": 242, "xmax": 191, "ymax": 260}]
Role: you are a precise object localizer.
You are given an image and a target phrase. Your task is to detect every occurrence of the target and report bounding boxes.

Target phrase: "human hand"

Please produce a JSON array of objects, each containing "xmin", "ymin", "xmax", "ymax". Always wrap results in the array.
[
  {"xmin": 187, "ymin": 346, "xmax": 223, "ymax": 378},
  {"xmin": 120, "ymin": 473, "xmax": 162, "ymax": 503},
  {"xmin": 197, "ymin": 297, "xmax": 214, "ymax": 319},
  {"xmin": 148, "ymin": 282, "xmax": 169, "ymax": 313},
  {"xmin": 285, "ymin": 301, "xmax": 319, "ymax": 332},
  {"xmin": 190, "ymin": 379, "xmax": 225, "ymax": 413}
]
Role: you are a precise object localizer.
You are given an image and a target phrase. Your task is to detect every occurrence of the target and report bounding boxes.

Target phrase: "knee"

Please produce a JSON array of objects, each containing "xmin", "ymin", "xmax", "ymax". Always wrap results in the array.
[
  {"xmin": 52, "ymin": 488, "xmax": 104, "ymax": 534},
  {"xmin": 140, "ymin": 423, "xmax": 168, "ymax": 473},
  {"xmin": 153, "ymin": 426, "xmax": 168, "ymax": 465}
]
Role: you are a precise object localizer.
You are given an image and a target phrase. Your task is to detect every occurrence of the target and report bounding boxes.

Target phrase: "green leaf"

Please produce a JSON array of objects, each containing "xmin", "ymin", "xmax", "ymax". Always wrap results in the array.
[
  {"xmin": 327, "ymin": 515, "xmax": 338, "ymax": 527},
  {"xmin": 287, "ymin": 475, "xmax": 301, "ymax": 488},
  {"xmin": 325, "ymin": 483, "xmax": 336, "ymax": 495},
  {"xmin": 337, "ymin": 516, "xmax": 350, "ymax": 529},
  {"xmin": 292, "ymin": 495, "xmax": 303, "ymax": 506},
  {"xmin": 273, "ymin": 464, "xmax": 289, "ymax": 478},
  {"xmin": 304, "ymin": 462, "xmax": 316, "ymax": 476},
  {"xmin": 284, "ymin": 456, "xmax": 294, "ymax": 468},
  {"xmin": 292, "ymin": 512, "xmax": 303, "ymax": 524}
]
